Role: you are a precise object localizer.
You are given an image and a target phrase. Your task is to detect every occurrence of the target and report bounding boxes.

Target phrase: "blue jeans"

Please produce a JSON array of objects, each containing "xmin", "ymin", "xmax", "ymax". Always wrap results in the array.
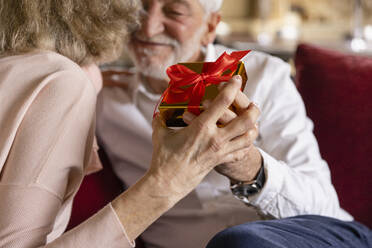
[{"xmin": 206, "ymin": 215, "xmax": 372, "ymax": 248}]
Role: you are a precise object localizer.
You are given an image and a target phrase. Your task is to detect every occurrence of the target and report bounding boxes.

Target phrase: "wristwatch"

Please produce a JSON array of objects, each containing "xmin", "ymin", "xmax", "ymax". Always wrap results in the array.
[{"xmin": 230, "ymin": 163, "xmax": 266, "ymax": 204}]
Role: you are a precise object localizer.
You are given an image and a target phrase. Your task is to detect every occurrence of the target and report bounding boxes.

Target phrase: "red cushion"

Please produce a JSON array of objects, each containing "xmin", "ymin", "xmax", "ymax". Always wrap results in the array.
[
  {"xmin": 66, "ymin": 149, "xmax": 124, "ymax": 230},
  {"xmin": 295, "ymin": 43, "xmax": 372, "ymax": 228},
  {"xmin": 66, "ymin": 149, "xmax": 147, "ymax": 247}
]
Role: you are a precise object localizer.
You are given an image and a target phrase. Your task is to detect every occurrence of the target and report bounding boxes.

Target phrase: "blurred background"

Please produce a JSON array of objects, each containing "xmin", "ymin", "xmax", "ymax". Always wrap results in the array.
[
  {"xmin": 216, "ymin": 0, "xmax": 372, "ymax": 61},
  {"xmin": 113, "ymin": 0, "xmax": 372, "ymax": 68}
]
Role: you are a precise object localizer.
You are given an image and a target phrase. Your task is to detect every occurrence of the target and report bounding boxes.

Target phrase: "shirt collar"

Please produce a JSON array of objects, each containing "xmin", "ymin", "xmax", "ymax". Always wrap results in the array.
[{"xmin": 205, "ymin": 43, "xmax": 217, "ymax": 62}]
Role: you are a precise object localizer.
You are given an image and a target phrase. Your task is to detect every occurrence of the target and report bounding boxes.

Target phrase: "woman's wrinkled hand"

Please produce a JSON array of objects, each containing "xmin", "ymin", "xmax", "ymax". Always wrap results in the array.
[{"xmin": 148, "ymin": 76, "xmax": 256, "ymax": 201}]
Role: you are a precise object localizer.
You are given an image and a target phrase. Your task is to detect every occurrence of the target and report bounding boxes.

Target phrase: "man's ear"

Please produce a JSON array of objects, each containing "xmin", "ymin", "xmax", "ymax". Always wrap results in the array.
[{"xmin": 201, "ymin": 12, "xmax": 221, "ymax": 46}]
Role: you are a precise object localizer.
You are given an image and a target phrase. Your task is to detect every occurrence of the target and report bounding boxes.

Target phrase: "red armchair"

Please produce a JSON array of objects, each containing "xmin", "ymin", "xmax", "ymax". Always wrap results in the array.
[
  {"xmin": 295, "ymin": 43, "xmax": 372, "ymax": 228},
  {"xmin": 66, "ymin": 148, "xmax": 147, "ymax": 247}
]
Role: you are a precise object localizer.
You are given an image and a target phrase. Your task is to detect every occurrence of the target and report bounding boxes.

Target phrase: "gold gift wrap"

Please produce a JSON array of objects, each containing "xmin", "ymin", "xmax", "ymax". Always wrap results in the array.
[{"xmin": 159, "ymin": 61, "xmax": 247, "ymax": 127}]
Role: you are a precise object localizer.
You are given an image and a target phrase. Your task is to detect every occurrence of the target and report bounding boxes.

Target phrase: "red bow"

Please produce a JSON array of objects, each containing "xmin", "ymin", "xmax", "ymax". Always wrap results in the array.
[{"xmin": 159, "ymin": 50, "xmax": 250, "ymax": 116}]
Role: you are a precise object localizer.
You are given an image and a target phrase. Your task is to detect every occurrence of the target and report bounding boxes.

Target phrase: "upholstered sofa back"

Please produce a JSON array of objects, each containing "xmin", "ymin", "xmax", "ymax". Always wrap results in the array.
[{"xmin": 295, "ymin": 43, "xmax": 372, "ymax": 228}]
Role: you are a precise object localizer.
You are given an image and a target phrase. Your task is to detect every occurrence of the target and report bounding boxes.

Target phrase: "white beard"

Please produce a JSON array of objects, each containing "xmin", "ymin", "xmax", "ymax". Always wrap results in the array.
[{"xmin": 126, "ymin": 25, "xmax": 206, "ymax": 81}]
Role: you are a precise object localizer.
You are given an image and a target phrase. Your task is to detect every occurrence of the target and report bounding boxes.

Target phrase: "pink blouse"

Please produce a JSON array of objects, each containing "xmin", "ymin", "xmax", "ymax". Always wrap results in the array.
[{"xmin": 0, "ymin": 51, "xmax": 133, "ymax": 247}]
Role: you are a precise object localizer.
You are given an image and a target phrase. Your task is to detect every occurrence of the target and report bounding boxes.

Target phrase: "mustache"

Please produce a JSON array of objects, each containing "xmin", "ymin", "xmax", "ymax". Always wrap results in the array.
[{"xmin": 133, "ymin": 32, "xmax": 179, "ymax": 47}]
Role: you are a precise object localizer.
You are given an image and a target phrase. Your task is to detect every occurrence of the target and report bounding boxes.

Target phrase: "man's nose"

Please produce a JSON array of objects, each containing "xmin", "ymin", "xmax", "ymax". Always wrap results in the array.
[{"xmin": 141, "ymin": 3, "xmax": 165, "ymax": 38}]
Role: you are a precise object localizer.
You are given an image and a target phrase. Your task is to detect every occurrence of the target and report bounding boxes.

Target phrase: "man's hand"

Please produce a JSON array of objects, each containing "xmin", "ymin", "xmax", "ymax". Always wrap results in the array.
[
  {"xmin": 183, "ymin": 80, "xmax": 262, "ymax": 183},
  {"xmin": 214, "ymin": 102, "xmax": 262, "ymax": 183}
]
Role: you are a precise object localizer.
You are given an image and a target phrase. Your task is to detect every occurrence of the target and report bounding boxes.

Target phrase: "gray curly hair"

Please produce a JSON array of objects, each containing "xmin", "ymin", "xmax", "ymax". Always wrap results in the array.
[{"xmin": 0, "ymin": 0, "xmax": 140, "ymax": 65}]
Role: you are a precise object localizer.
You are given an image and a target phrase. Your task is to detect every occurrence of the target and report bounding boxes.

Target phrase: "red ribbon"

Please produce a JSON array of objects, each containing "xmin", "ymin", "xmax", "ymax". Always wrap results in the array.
[{"xmin": 157, "ymin": 50, "xmax": 250, "ymax": 116}]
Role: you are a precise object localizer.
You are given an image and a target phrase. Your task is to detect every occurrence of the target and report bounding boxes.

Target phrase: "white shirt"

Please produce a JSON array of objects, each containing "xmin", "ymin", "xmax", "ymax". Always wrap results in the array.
[{"xmin": 97, "ymin": 44, "xmax": 352, "ymax": 248}]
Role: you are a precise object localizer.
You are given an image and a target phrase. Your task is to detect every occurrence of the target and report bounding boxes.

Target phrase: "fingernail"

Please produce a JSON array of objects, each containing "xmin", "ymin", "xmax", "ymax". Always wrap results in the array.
[
  {"xmin": 234, "ymin": 75, "xmax": 242, "ymax": 81},
  {"xmin": 252, "ymin": 102, "xmax": 259, "ymax": 107},
  {"xmin": 183, "ymin": 111, "xmax": 195, "ymax": 123}
]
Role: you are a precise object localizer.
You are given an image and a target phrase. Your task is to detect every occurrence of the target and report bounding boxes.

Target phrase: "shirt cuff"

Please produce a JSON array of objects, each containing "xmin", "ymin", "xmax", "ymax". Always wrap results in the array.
[{"xmin": 248, "ymin": 148, "xmax": 287, "ymax": 218}]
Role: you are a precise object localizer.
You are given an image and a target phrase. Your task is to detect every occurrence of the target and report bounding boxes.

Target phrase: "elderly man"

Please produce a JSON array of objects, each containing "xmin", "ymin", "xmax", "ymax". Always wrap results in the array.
[{"xmin": 97, "ymin": 0, "xmax": 372, "ymax": 247}]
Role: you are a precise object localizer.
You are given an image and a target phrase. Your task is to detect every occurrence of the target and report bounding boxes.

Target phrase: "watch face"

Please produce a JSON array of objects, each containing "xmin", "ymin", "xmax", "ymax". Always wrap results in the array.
[
  {"xmin": 231, "ymin": 164, "xmax": 265, "ymax": 202},
  {"xmin": 232, "ymin": 182, "xmax": 261, "ymax": 197},
  {"xmin": 231, "ymin": 183, "xmax": 260, "ymax": 205}
]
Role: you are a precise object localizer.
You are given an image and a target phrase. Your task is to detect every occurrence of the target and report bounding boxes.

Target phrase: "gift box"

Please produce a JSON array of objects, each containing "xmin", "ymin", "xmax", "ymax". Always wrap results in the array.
[{"xmin": 157, "ymin": 50, "xmax": 250, "ymax": 127}]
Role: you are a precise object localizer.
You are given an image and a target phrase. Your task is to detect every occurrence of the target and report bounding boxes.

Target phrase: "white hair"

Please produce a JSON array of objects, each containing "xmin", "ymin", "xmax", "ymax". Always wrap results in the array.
[{"xmin": 198, "ymin": 0, "xmax": 223, "ymax": 13}]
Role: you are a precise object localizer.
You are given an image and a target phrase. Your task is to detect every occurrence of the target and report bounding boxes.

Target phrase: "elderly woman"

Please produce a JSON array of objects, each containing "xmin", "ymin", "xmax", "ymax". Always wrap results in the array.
[{"xmin": 0, "ymin": 0, "xmax": 259, "ymax": 247}]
